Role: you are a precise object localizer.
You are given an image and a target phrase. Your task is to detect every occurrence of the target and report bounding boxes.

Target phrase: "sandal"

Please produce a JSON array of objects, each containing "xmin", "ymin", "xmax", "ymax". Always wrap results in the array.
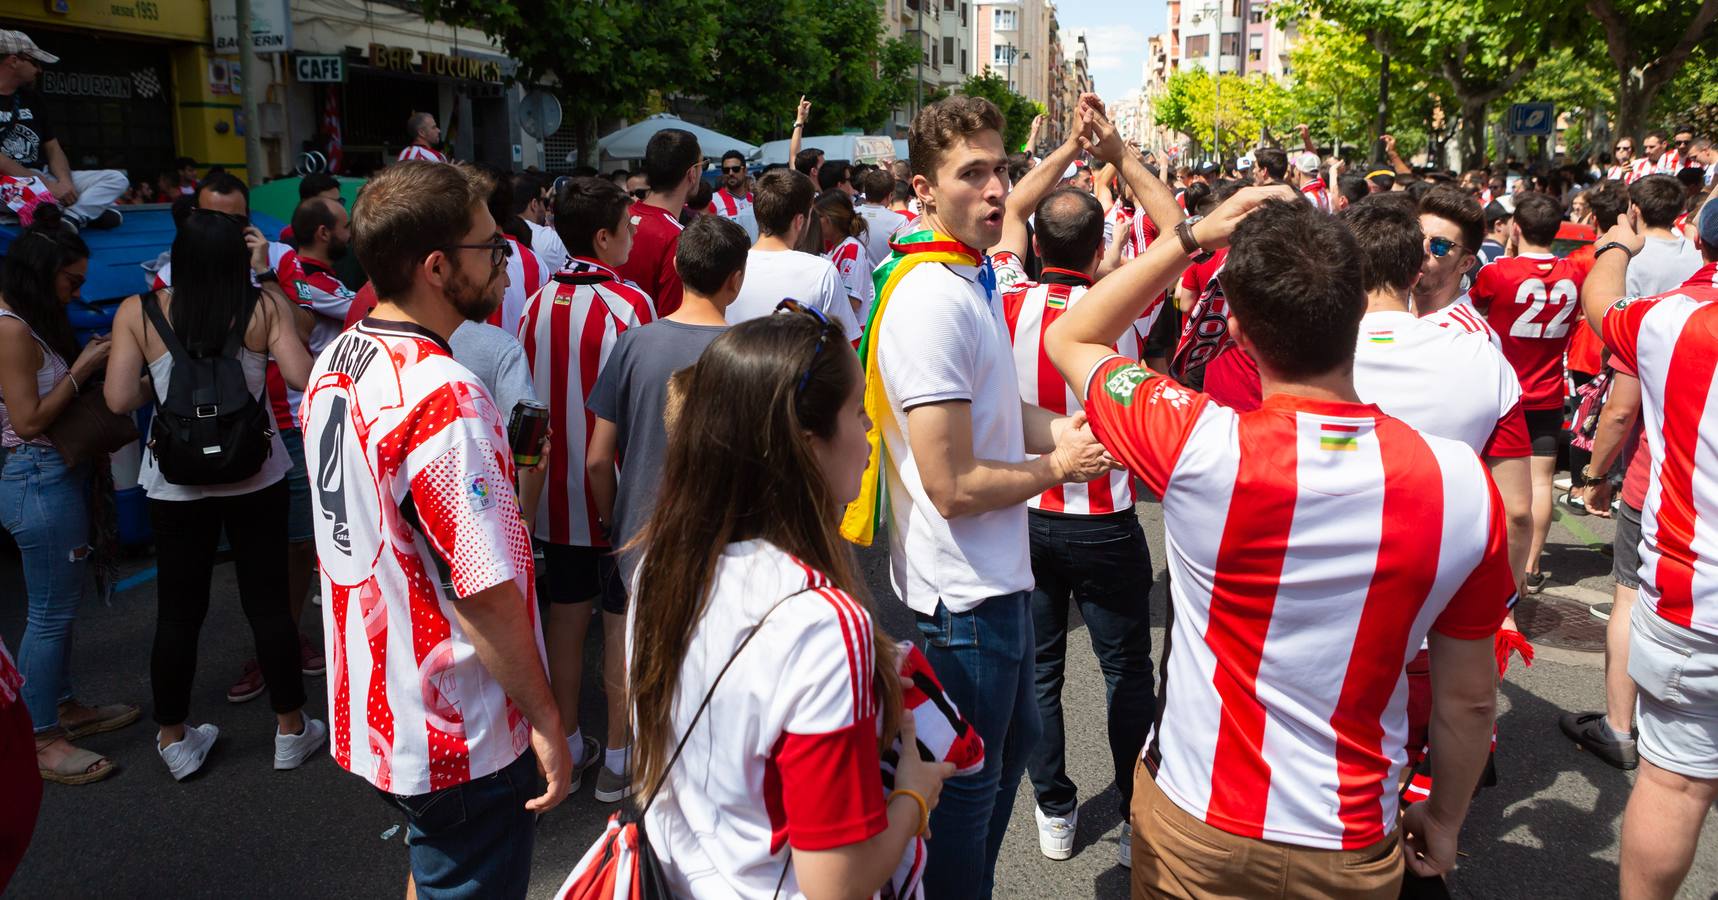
[
  {"xmin": 36, "ymin": 736, "xmax": 117, "ymax": 785},
  {"xmin": 59, "ymin": 700, "xmax": 141, "ymax": 741}
]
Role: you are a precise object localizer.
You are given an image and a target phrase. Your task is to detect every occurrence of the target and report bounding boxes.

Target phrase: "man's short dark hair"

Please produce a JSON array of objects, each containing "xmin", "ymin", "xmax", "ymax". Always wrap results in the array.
[
  {"xmin": 909, "ymin": 95, "xmax": 1005, "ymax": 181},
  {"xmin": 1419, "ymin": 184, "xmax": 1484, "ymax": 254},
  {"xmin": 676, "ymin": 215, "xmax": 749, "ymax": 296},
  {"xmin": 196, "ymin": 171, "xmax": 249, "ymax": 209},
  {"xmin": 1033, "ymin": 188, "xmax": 1104, "ymax": 270},
  {"xmin": 174, "ymin": 156, "xmax": 196, "ymax": 170},
  {"xmin": 354, "ymin": 161, "xmax": 491, "ymax": 299},
  {"xmin": 859, "ymin": 168, "xmax": 894, "ymax": 203},
  {"xmin": 1337, "ymin": 173, "xmax": 1369, "ymax": 207},
  {"xmin": 553, "ymin": 176, "xmax": 633, "ymax": 257},
  {"xmin": 510, "ymin": 171, "xmax": 546, "ymax": 216},
  {"xmin": 1646, "ymin": 129, "xmax": 1669, "ymax": 145},
  {"xmin": 1512, "ymin": 192, "xmax": 1562, "ymax": 245},
  {"xmin": 1339, "ymin": 193, "xmax": 1424, "ymax": 294},
  {"xmin": 1256, "ymin": 148, "xmax": 1288, "ymax": 181},
  {"xmin": 817, "ymin": 159, "xmax": 851, "ymax": 192},
  {"xmin": 794, "ymin": 149, "xmax": 822, "ymax": 178},
  {"xmin": 299, "ymin": 172, "xmax": 340, "ymax": 200},
  {"xmin": 643, "ymin": 128, "xmax": 701, "ymax": 192},
  {"xmin": 754, "ymin": 168, "xmax": 815, "ymax": 237},
  {"xmin": 721, "ymin": 149, "xmax": 746, "ymax": 164},
  {"xmin": 407, "ymin": 111, "xmax": 435, "ymax": 140},
  {"xmin": 1585, "ymin": 179, "xmax": 1630, "ymax": 230},
  {"xmin": 1222, "ymin": 200, "xmax": 1365, "ymax": 379},
  {"xmin": 891, "ymin": 179, "xmax": 913, "ymax": 204},
  {"xmin": 291, "ymin": 196, "xmax": 342, "ymax": 248},
  {"xmin": 1632, "ymin": 174, "xmax": 1685, "ymax": 229},
  {"xmin": 1008, "ymin": 151, "xmax": 1032, "ymax": 185}
]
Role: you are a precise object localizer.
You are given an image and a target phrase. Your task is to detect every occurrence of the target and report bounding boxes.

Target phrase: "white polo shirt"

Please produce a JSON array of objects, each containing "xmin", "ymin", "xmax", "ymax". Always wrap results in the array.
[{"xmin": 876, "ymin": 259, "xmax": 1031, "ymax": 615}]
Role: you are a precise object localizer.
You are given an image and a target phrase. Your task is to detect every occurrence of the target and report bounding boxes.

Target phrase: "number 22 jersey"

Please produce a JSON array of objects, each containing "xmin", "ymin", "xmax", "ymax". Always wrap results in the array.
[{"xmin": 1471, "ymin": 253, "xmax": 1587, "ymax": 410}]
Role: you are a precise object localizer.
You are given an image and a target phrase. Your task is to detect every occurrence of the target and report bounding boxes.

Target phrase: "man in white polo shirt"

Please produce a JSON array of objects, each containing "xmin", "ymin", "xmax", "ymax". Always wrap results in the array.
[{"xmin": 861, "ymin": 95, "xmax": 1110, "ymax": 899}]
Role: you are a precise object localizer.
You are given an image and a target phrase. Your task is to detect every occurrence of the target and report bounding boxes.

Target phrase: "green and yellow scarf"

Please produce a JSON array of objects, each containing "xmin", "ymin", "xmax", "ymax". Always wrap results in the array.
[{"xmin": 841, "ymin": 229, "xmax": 987, "ymax": 546}]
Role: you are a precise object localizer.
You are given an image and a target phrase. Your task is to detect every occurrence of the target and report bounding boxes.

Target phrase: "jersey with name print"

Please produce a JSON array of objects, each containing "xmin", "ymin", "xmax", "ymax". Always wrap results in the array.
[
  {"xmin": 301, "ymin": 318, "xmax": 540, "ymax": 796},
  {"xmin": 1080, "ymin": 356, "xmax": 1516, "ymax": 850}
]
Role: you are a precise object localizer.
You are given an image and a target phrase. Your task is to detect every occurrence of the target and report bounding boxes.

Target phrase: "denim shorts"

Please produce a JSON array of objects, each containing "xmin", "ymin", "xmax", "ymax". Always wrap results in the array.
[
  {"xmin": 280, "ymin": 428, "xmax": 312, "ymax": 543},
  {"xmin": 380, "ymin": 750, "xmax": 539, "ymax": 900}
]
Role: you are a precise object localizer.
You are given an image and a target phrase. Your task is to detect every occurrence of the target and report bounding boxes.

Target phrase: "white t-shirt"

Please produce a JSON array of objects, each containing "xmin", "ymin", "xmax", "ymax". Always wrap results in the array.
[
  {"xmin": 725, "ymin": 248, "xmax": 859, "ymax": 338},
  {"xmin": 1352, "ymin": 310, "xmax": 1524, "ymax": 456},
  {"xmin": 1628, "ymin": 234, "xmax": 1704, "ymax": 299},
  {"xmin": 1419, "ymin": 293, "xmax": 1502, "ymax": 351},
  {"xmin": 876, "ymin": 260, "xmax": 1031, "ymax": 614},
  {"xmin": 857, "ymin": 204, "xmax": 907, "ymax": 268},
  {"xmin": 636, "ymin": 540, "xmax": 913, "ymax": 900},
  {"xmin": 526, "ymin": 219, "xmax": 569, "ymax": 274}
]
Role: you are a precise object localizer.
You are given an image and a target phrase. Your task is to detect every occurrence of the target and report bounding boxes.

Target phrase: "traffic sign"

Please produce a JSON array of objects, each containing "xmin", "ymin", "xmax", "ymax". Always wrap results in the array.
[
  {"xmin": 295, "ymin": 55, "xmax": 345, "ymax": 83},
  {"xmin": 1507, "ymin": 103, "xmax": 1555, "ymax": 137}
]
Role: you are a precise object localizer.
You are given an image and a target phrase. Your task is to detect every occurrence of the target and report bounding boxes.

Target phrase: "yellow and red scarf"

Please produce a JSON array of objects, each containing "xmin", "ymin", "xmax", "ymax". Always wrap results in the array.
[{"xmin": 841, "ymin": 230, "xmax": 989, "ymax": 545}]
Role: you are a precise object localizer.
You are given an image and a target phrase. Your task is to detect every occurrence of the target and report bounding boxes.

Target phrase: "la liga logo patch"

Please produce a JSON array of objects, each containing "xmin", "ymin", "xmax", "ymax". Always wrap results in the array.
[{"xmin": 467, "ymin": 474, "xmax": 494, "ymax": 511}]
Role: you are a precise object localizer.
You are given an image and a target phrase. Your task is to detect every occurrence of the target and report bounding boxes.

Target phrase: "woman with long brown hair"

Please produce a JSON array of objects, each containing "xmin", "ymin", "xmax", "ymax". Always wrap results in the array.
[
  {"xmin": 816, "ymin": 190, "xmax": 876, "ymax": 324},
  {"xmin": 628, "ymin": 304, "xmax": 951, "ymax": 898}
]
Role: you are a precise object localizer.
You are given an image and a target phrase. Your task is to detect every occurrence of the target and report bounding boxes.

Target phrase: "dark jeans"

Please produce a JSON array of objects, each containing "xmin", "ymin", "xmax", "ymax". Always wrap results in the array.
[
  {"xmin": 382, "ymin": 750, "xmax": 539, "ymax": 900},
  {"xmin": 149, "ymin": 480, "xmax": 304, "ymax": 725},
  {"xmin": 1027, "ymin": 510, "xmax": 1156, "ymax": 820},
  {"xmin": 915, "ymin": 590, "xmax": 1039, "ymax": 900}
]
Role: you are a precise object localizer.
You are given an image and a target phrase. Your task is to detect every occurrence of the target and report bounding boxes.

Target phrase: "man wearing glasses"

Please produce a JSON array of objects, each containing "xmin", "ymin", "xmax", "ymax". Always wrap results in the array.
[{"xmin": 0, "ymin": 31, "xmax": 128, "ymax": 229}]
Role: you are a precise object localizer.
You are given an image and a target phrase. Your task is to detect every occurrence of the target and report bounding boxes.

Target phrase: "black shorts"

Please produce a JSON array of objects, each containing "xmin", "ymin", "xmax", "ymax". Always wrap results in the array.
[
  {"xmin": 538, "ymin": 542, "xmax": 626, "ymax": 613},
  {"xmin": 1523, "ymin": 407, "xmax": 1563, "ymax": 458}
]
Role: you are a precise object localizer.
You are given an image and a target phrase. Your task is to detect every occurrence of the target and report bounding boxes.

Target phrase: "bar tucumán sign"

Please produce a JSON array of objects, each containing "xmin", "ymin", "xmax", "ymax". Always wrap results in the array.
[{"xmin": 367, "ymin": 44, "xmax": 502, "ymax": 83}]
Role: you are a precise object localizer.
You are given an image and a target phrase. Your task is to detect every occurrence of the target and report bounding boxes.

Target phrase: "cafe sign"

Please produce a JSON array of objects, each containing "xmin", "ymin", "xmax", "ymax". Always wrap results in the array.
[{"xmin": 368, "ymin": 44, "xmax": 503, "ymax": 83}]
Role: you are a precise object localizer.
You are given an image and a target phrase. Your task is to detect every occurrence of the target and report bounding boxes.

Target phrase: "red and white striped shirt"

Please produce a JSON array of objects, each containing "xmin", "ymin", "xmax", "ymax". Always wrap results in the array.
[
  {"xmin": 302, "ymin": 318, "xmax": 539, "ymax": 796},
  {"xmin": 1002, "ymin": 268, "xmax": 1153, "ymax": 514},
  {"xmin": 1605, "ymin": 164, "xmax": 1636, "ymax": 184},
  {"xmin": 518, "ymin": 258, "xmax": 656, "ymax": 547},
  {"xmin": 706, "ymin": 187, "xmax": 752, "ymax": 219},
  {"xmin": 1420, "ymin": 293, "xmax": 1503, "ymax": 351},
  {"xmin": 1081, "ymin": 357, "xmax": 1515, "ymax": 849},
  {"xmin": 1301, "ymin": 179, "xmax": 1333, "ymax": 213},
  {"xmin": 492, "ymin": 234, "xmax": 551, "ymax": 335},
  {"xmin": 825, "ymin": 236, "xmax": 875, "ymax": 323},
  {"xmin": 1602, "ymin": 261, "xmax": 1718, "ymax": 636},
  {"xmin": 398, "ymin": 143, "xmax": 448, "ymax": 164}
]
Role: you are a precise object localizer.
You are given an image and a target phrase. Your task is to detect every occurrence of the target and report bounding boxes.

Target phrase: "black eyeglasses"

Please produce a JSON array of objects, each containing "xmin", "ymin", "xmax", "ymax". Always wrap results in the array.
[
  {"xmin": 443, "ymin": 235, "xmax": 512, "ymax": 269},
  {"xmin": 722, "ymin": 165, "xmax": 745, "ymax": 174},
  {"xmin": 1427, "ymin": 236, "xmax": 1468, "ymax": 259},
  {"xmin": 630, "ymin": 188, "xmax": 648, "ymax": 200},
  {"xmin": 1675, "ymin": 139, "xmax": 1693, "ymax": 147},
  {"xmin": 775, "ymin": 298, "xmax": 833, "ymax": 394}
]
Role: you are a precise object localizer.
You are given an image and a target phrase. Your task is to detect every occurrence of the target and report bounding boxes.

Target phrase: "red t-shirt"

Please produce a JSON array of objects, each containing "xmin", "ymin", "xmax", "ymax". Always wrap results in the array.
[
  {"xmin": 1471, "ymin": 253, "xmax": 1588, "ymax": 410},
  {"xmin": 617, "ymin": 201, "xmax": 685, "ymax": 316}
]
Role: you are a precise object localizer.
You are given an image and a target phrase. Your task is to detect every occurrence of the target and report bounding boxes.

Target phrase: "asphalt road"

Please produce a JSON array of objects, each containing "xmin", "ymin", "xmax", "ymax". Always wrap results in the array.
[{"xmin": 5, "ymin": 499, "xmax": 1717, "ymax": 899}]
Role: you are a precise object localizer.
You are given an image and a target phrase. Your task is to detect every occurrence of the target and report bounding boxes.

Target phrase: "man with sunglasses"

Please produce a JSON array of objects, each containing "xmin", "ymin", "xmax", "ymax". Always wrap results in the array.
[
  {"xmin": 0, "ymin": 31, "xmax": 127, "ymax": 229},
  {"xmin": 303, "ymin": 161, "xmax": 569, "ymax": 900},
  {"xmin": 706, "ymin": 150, "xmax": 753, "ymax": 221}
]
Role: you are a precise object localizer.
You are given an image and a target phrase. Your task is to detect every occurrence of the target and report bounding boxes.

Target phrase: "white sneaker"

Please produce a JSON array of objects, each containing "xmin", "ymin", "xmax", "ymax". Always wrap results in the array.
[
  {"xmin": 274, "ymin": 717, "xmax": 328, "ymax": 770},
  {"xmin": 159, "ymin": 723, "xmax": 219, "ymax": 781},
  {"xmin": 1117, "ymin": 822, "xmax": 1134, "ymax": 869},
  {"xmin": 1034, "ymin": 806, "xmax": 1077, "ymax": 860}
]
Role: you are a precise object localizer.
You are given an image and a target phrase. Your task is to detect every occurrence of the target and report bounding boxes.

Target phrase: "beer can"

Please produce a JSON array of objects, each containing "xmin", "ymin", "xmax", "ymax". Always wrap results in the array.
[{"xmin": 508, "ymin": 400, "xmax": 549, "ymax": 468}]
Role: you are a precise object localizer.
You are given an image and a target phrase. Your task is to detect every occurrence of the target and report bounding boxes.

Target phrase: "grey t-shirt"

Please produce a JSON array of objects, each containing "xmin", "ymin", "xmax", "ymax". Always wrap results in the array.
[
  {"xmin": 450, "ymin": 321, "xmax": 536, "ymax": 414},
  {"xmin": 1627, "ymin": 234, "xmax": 1703, "ymax": 299},
  {"xmin": 587, "ymin": 319, "xmax": 726, "ymax": 571}
]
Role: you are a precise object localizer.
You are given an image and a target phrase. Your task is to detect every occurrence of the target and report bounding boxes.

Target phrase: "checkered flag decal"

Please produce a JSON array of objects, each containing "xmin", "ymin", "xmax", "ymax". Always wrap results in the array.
[{"xmin": 131, "ymin": 68, "xmax": 162, "ymax": 99}]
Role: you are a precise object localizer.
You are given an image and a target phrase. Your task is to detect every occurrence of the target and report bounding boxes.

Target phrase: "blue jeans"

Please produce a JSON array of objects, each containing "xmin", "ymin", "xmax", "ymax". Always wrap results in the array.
[
  {"xmin": 382, "ymin": 750, "xmax": 539, "ymax": 900},
  {"xmin": 0, "ymin": 445, "xmax": 89, "ymax": 733},
  {"xmin": 1025, "ymin": 511, "xmax": 1155, "ymax": 820},
  {"xmin": 916, "ymin": 590, "xmax": 1039, "ymax": 900}
]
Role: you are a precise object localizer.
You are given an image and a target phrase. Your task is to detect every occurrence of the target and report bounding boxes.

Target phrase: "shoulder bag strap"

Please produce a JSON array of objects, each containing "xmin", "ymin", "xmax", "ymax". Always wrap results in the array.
[{"xmin": 141, "ymin": 290, "xmax": 195, "ymax": 368}]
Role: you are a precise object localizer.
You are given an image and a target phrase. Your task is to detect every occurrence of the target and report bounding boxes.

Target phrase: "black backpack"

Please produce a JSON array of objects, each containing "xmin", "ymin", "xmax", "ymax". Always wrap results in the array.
[{"xmin": 142, "ymin": 290, "xmax": 273, "ymax": 486}]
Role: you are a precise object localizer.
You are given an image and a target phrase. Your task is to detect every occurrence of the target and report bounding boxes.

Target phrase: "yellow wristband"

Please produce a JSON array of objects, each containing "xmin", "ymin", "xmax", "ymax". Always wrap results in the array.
[{"xmin": 888, "ymin": 788, "xmax": 929, "ymax": 837}]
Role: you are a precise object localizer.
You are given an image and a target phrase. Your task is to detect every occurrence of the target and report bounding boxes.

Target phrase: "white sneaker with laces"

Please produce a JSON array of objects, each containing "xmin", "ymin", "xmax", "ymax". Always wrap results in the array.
[
  {"xmin": 274, "ymin": 717, "xmax": 328, "ymax": 770},
  {"xmin": 1035, "ymin": 806, "xmax": 1077, "ymax": 860},
  {"xmin": 159, "ymin": 723, "xmax": 220, "ymax": 781},
  {"xmin": 1117, "ymin": 822, "xmax": 1134, "ymax": 869}
]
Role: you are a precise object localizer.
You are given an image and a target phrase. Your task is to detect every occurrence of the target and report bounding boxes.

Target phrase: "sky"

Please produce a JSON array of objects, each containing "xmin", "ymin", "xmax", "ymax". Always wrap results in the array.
[{"xmin": 1054, "ymin": 0, "xmax": 1169, "ymax": 103}]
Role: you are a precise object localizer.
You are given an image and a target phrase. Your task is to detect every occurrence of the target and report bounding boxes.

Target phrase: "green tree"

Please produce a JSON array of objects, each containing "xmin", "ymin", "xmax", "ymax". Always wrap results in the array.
[
  {"xmin": 419, "ymin": 0, "xmax": 718, "ymax": 164},
  {"xmin": 1155, "ymin": 69, "xmax": 1295, "ymax": 159},
  {"xmin": 1285, "ymin": 18, "xmax": 1378, "ymax": 153},
  {"xmin": 1580, "ymin": 0, "xmax": 1718, "ymax": 142},
  {"xmin": 696, "ymin": 0, "xmax": 825, "ymax": 144},
  {"xmin": 956, "ymin": 69, "xmax": 1043, "ymax": 150}
]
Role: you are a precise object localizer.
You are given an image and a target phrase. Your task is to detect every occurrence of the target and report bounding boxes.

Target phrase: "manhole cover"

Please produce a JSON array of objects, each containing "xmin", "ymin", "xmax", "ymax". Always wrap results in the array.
[{"xmin": 1513, "ymin": 593, "xmax": 1607, "ymax": 652}]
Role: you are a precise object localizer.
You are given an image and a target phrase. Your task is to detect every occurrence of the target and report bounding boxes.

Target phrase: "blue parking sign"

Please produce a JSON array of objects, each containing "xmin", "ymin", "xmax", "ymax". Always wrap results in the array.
[{"xmin": 1508, "ymin": 103, "xmax": 1556, "ymax": 137}]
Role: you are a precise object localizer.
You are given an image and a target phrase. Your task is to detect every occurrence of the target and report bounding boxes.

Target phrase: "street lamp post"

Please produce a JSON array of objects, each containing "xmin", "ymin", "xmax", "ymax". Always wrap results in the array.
[
  {"xmin": 1202, "ymin": 2, "xmax": 1220, "ymax": 164},
  {"xmin": 1003, "ymin": 41, "xmax": 1016, "ymax": 92}
]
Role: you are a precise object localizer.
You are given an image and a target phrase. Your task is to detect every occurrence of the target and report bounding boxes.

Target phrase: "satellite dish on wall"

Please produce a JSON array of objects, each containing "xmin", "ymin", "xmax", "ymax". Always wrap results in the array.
[{"xmin": 520, "ymin": 90, "xmax": 564, "ymax": 140}]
